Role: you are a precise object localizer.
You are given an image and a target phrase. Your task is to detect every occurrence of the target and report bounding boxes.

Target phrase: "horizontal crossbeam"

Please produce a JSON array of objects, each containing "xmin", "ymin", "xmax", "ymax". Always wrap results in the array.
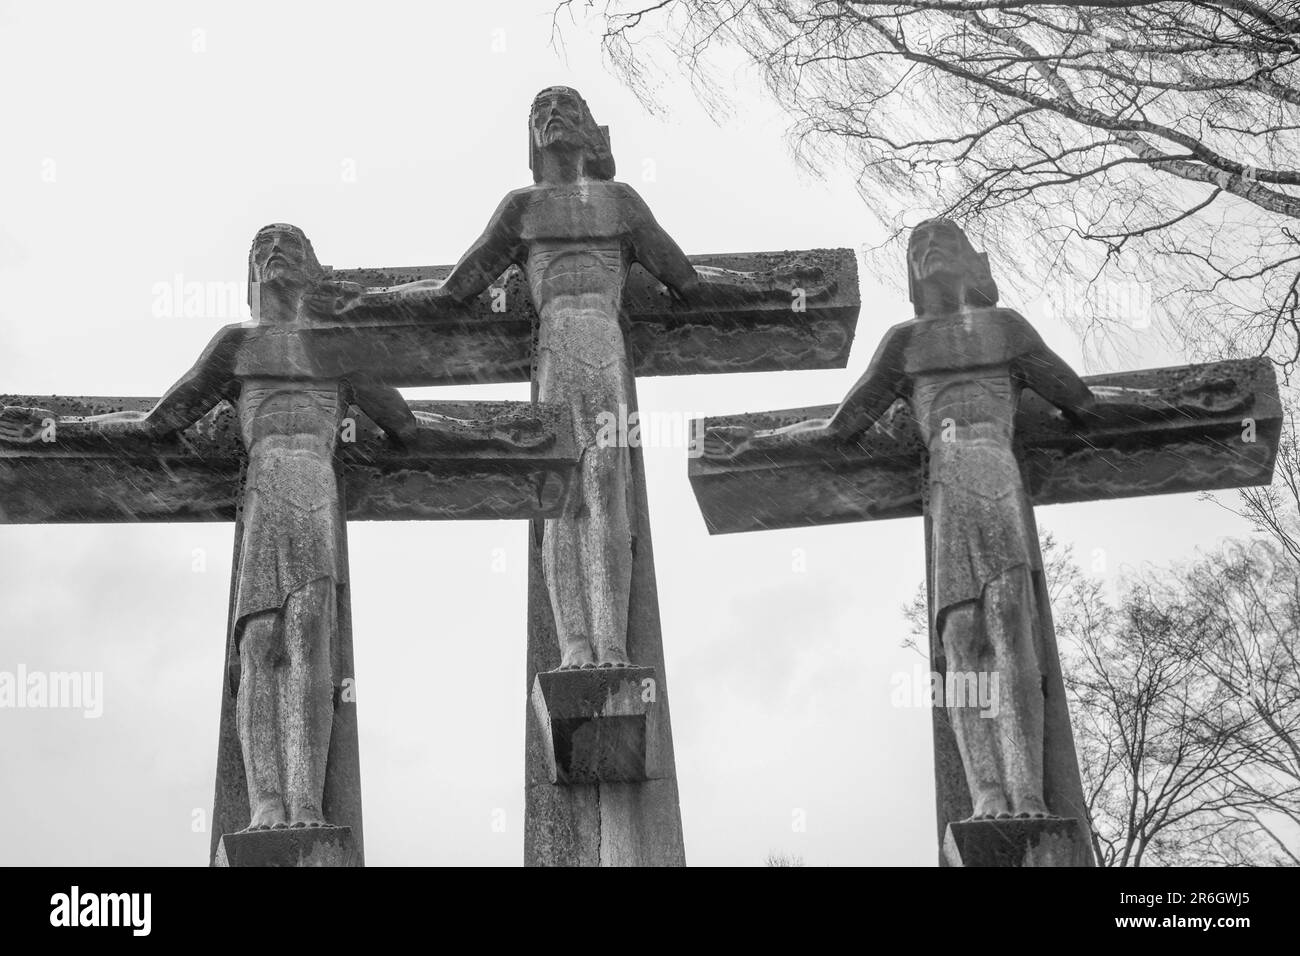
[
  {"xmin": 0, "ymin": 397, "xmax": 576, "ymax": 525},
  {"xmin": 324, "ymin": 249, "xmax": 859, "ymax": 385},
  {"xmin": 689, "ymin": 358, "xmax": 1281, "ymax": 535}
]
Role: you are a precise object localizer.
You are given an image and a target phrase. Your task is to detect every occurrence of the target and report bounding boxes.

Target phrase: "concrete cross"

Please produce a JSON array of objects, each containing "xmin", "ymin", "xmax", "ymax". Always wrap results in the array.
[
  {"xmin": 688, "ymin": 219, "xmax": 1280, "ymax": 867},
  {"xmin": 0, "ymin": 235, "xmax": 861, "ymax": 866}
]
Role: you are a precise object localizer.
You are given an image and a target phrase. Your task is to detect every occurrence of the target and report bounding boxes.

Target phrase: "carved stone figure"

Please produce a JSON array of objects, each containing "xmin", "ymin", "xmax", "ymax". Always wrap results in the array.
[
  {"xmin": 329, "ymin": 86, "xmax": 825, "ymax": 672},
  {"xmin": 706, "ymin": 219, "xmax": 1105, "ymax": 819},
  {"xmin": 702, "ymin": 218, "xmax": 1263, "ymax": 829},
  {"xmin": 0, "ymin": 223, "xmax": 546, "ymax": 833}
]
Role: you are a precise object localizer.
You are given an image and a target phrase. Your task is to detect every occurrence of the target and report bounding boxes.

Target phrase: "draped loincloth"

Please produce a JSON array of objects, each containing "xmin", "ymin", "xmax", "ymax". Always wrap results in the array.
[
  {"xmin": 227, "ymin": 383, "xmax": 347, "ymax": 692},
  {"xmin": 928, "ymin": 438, "xmax": 1041, "ymax": 632}
]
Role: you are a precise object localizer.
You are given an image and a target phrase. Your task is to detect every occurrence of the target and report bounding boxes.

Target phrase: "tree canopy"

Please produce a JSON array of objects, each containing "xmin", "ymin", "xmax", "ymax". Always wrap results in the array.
[{"xmin": 560, "ymin": 1, "xmax": 1300, "ymax": 368}]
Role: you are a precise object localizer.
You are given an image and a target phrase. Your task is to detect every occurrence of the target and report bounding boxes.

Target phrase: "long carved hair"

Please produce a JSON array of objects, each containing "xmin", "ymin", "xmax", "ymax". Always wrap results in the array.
[
  {"xmin": 528, "ymin": 86, "xmax": 616, "ymax": 182},
  {"xmin": 246, "ymin": 223, "xmax": 325, "ymax": 312},
  {"xmin": 906, "ymin": 218, "xmax": 999, "ymax": 315}
]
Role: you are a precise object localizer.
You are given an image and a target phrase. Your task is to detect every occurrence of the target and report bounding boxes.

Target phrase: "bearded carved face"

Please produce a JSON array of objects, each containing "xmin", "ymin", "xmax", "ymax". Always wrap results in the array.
[
  {"xmin": 528, "ymin": 86, "xmax": 615, "ymax": 181},
  {"xmin": 531, "ymin": 87, "xmax": 589, "ymax": 153},
  {"xmin": 246, "ymin": 224, "xmax": 324, "ymax": 316}
]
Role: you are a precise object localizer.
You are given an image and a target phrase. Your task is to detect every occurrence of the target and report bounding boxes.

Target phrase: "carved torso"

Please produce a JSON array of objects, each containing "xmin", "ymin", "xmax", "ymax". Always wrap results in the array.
[
  {"xmin": 902, "ymin": 309, "xmax": 1041, "ymax": 620},
  {"xmin": 517, "ymin": 181, "xmax": 636, "ymax": 320},
  {"xmin": 233, "ymin": 327, "xmax": 348, "ymax": 454},
  {"xmin": 904, "ymin": 308, "xmax": 1037, "ymax": 444},
  {"xmin": 515, "ymin": 180, "xmax": 638, "ymax": 423},
  {"xmin": 229, "ymin": 329, "xmax": 347, "ymax": 640}
]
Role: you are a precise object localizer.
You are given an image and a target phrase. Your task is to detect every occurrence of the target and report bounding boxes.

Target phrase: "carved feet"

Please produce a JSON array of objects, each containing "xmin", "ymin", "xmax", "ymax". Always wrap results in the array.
[
  {"xmin": 968, "ymin": 790, "xmax": 1056, "ymax": 822},
  {"xmin": 558, "ymin": 636, "xmax": 631, "ymax": 670},
  {"xmin": 244, "ymin": 800, "xmax": 336, "ymax": 832}
]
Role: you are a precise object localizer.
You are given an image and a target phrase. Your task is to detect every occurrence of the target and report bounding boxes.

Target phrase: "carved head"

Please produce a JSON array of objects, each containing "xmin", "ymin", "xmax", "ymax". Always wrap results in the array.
[
  {"xmin": 246, "ymin": 223, "xmax": 325, "ymax": 314},
  {"xmin": 906, "ymin": 218, "xmax": 999, "ymax": 316},
  {"xmin": 528, "ymin": 86, "xmax": 615, "ymax": 181}
]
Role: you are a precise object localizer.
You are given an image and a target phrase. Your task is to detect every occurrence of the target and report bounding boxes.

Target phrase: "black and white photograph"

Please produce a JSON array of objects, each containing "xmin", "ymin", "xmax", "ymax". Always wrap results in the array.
[{"xmin": 0, "ymin": 0, "xmax": 1291, "ymax": 931}]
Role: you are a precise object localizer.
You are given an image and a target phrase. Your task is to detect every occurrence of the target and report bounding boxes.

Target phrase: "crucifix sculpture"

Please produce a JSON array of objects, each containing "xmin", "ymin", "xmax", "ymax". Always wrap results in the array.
[
  {"xmin": 307, "ymin": 85, "xmax": 862, "ymax": 866},
  {"xmin": 0, "ymin": 89, "xmax": 862, "ymax": 866},
  {"xmin": 0, "ymin": 223, "xmax": 579, "ymax": 867},
  {"xmin": 692, "ymin": 218, "xmax": 1280, "ymax": 866}
]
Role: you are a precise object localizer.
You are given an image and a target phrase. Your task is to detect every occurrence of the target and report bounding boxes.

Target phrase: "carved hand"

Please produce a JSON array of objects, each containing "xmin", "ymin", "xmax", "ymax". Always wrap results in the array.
[
  {"xmin": 771, "ymin": 261, "xmax": 833, "ymax": 301},
  {"xmin": 702, "ymin": 424, "xmax": 756, "ymax": 460},
  {"xmin": 81, "ymin": 411, "xmax": 156, "ymax": 439},
  {"xmin": 303, "ymin": 279, "xmax": 366, "ymax": 317},
  {"xmin": 0, "ymin": 406, "xmax": 58, "ymax": 444},
  {"xmin": 495, "ymin": 414, "xmax": 555, "ymax": 450},
  {"xmin": 0, "ymin": 407, "xmax": 155, "ymax": 444}
]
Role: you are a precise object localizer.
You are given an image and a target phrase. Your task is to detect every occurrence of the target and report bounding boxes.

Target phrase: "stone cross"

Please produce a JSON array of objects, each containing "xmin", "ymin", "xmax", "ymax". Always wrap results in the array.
[
  {"xmin": 689, "ymin": 219, "xmax": 1280, "ymax": 867},
  {"xmin": 315, "ymin": 86, "xmax": 861, "ymax": 866},
  {"xmin": 0, "ymin": 92, "xmax": 862, "ymax": 865},
  {"xmin": 0, "ymin": 223, "xmax": 582, "ymax": 867}
]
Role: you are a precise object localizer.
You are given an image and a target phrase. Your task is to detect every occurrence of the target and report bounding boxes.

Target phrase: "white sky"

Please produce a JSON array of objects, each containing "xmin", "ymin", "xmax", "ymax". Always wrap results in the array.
[{"xmin": 0, "ymin": 0, "xmax": 1254, "ymax": 866}]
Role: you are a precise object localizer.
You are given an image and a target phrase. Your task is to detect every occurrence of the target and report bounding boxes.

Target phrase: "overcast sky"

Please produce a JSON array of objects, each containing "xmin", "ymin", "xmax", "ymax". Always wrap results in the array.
[{"xmin": 0, "ymin": 0, "xmax": 1254, "ymax": 866}]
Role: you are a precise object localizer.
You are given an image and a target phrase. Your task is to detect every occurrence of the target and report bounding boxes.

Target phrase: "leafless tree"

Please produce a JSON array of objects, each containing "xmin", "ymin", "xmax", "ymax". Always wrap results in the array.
[
  {"xmin": 1062, "ymin": 568, "xmax": 1258, "ymax": 866},
  {"xmin": 764, "ymin": 850, "xmax": 807, "ymax": 865},
  {"xmin": 557, "ymin": 1, "xmax": 1300, "ymax": 371},
  {"xmin": 1234, "ymin": 396, "xmax": 1300, "ymax": 564},
  {"xmin": 904, "ymin": 535, "xmax": 1299, "ymax": 864},
  {"xmin": 1174, "ymin": 539, "xmax": 1300, "ymax": 863}
]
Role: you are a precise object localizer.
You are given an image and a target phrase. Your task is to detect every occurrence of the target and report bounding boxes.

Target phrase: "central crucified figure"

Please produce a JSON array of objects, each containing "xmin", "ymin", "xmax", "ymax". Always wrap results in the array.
[{"xmin": 331, "ymin": 86, "xmax": 819, "ymax": 670}]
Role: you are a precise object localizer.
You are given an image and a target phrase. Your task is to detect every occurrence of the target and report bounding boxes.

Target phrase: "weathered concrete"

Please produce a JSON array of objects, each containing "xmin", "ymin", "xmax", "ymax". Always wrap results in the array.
[
  {"xmin": 326, "ymin": 248, "xmax": 859, "ymax": 386},
  {"xmin": 943, "ymin": 818, "xmax": 1090, "ymax": 867},
  {"xmin": 532, "ymin": 665, "xmax": 663, "ymax": 784},
  {"xmin": 689, "ymin": 219, "xmax": 1278, "ymax": 866},
  {"xmin": 0, "ymin": 398, "xmax": 577, "ymax": 525},
  {"xmin": 0, "ymin": 85, "xmax": 863, "ymax": 866},
  {"xmin": 214, "ymin": 826, "xmax": 359, "ymax": 867},
  {"xmin": 320, "ymin": 87, "xmax": 862, "ymax": 865},
  {"xmin": 523, "ymin": 397, "xmax": 686, "ymax": 866},
  {"xmin": 689, "ymin": 358, "xmax": 1280, "ymax": 534},
  {"xmin": 1, "ymin": 224, "xmax": 582, "ymax": 867}
]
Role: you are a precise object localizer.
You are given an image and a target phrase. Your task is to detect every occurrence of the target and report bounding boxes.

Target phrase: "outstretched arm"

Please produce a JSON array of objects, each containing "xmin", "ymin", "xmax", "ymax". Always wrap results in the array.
[
  {"xmin": 0, "ymin": 326, "xmax": 239, "ymax": 444},
  {"xmin": 704, "ymin": 323, "xmax": 910, "ymax": 460},
  {"xmin": 349, "ymin": 380, "xmax": 552, "ymax": 453},
  {"xmin": 626, "ymin": 187, "xmax": 697, "ymax": 299},
  {"xmin": 330, "ymin": 191, "xmax": 527, "ymax": 323},
  {"xmin": 349, "ymin": 379, "xmax": 417, "ymax": 445},
  {"xmin": 1011, "ymin": 318, "xmax": 1096, "ymax": 425},
  {"xmin": 825, "ymin": 322, "xmax": 912, "ymax": 436},
  {"xmin": 139, "ymin": 325, "xmax": 241, "ymax": 435},
  {"xmin": 1013, "ymin": 325, "xmax": 1245, "ymax": 425},
  {"xmin": 626, "ymin": 186, "xmax": 829, "ymax": 306},
  {"xmin": 438, "ymin": 190, "xmax": 527, "ymax": 304}
]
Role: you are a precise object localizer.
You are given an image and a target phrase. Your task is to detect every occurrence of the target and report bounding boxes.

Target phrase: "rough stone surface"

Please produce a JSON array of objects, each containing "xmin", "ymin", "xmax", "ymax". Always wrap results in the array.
[
  {"xmin": 689, "ymin": 357, "xmax": 1280, "ymax": 534},
  {"xmin": 0, "ymin": 87, "xmax": 863, "ymax": 867},
  {"xmin": 0, "ymin": 397, "xmax": 577, "ymax": 525},
  {"xmin": 942, "ymin": 818, "xmax": 1090, "ymax": 867},
  {"xmin": 689, "ymin": 218, "xmax": 1278, "ymax": 866},
  {"xmin": 319, "ymin": 87, "xmax": 859, "ymax": 865},
  {"xmin": 214, "ymin": 826, "xmax": 359, "ymax": 867},
  {"xmin": 327, "ymin": 249, "xmax": 858, "ymax": 385},
  {"xmin": 523, "ymin": 381, "xmax": 686, "ymax": 866},
  {"xmin": 0, "ymin": 225, "xmax": 582, "ymax": 868},
  {"xmin": 532, "ymin": 666, "xmax": 662, "ymax": 783},
  {"xmin": 336, "ymin": 86, "xmax": 859, "ymax": 677}
]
